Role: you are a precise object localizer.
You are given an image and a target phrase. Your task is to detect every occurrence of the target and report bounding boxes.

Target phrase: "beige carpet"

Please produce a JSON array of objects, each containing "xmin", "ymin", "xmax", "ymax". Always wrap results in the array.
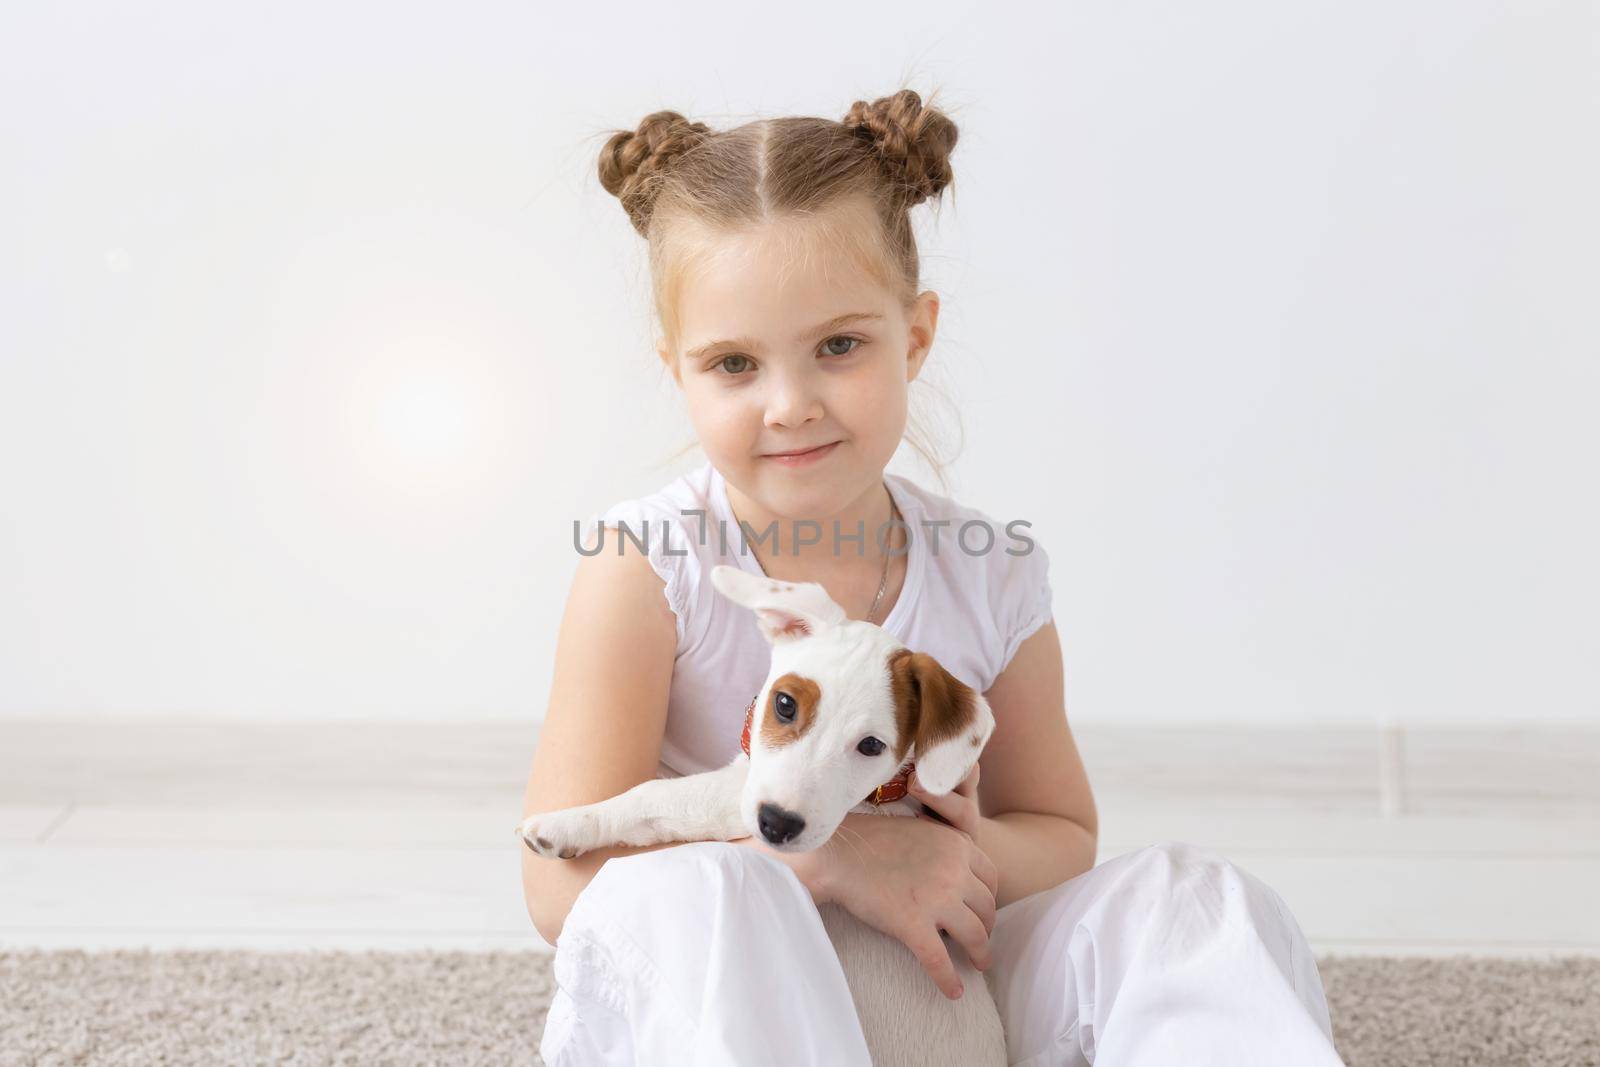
[{"xmin": 3, "ymin": 949, "xmax": 1597, "ymax": 1066}]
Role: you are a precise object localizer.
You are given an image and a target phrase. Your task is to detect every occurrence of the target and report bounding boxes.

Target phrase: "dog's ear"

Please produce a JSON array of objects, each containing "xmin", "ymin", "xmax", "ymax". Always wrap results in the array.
[
  {"xmin": 710, "ymin": 564, "xmax": 847, "ymax": 645},
  {"xmin": 888, "ymin": 649, "xmax": 995, "ymax": 794}
]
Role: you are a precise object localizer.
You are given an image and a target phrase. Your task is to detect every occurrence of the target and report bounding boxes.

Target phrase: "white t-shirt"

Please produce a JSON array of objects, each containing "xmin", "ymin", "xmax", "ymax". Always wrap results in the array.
[{"xmin": 577, "ymin": 461, "xmax": 1054, "ymax": 781}]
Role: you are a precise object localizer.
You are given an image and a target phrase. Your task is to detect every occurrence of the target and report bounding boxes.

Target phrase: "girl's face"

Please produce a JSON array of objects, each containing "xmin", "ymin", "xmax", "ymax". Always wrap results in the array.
[{"xmin": 662, "ymin": 216, "xmax": 939, "ymax": 522}]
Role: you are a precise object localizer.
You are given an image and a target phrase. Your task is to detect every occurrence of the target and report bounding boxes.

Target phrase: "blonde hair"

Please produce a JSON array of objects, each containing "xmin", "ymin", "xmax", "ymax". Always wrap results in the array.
[{"xmin": 596, "ymin": 88, "xmax": 964, "ymax": 493}]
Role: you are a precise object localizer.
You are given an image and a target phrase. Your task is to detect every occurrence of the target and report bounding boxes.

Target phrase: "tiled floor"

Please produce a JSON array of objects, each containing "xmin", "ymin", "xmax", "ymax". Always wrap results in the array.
[{"xmin": 2, "ymin": 719, "xmax": 1597, "ymax": 956}]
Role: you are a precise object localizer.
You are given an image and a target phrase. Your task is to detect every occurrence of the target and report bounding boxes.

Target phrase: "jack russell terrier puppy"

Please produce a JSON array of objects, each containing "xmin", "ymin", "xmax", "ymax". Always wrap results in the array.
[{"xmin": 517, "ymin": 563, "xmax": 1007, "ymax": 1067}]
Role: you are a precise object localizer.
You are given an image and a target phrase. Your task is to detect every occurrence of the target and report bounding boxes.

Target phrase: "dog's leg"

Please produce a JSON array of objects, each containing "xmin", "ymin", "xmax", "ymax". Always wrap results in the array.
[{"xmin": 517, "ymin": 755, "xmax": 749, "ymax": 859}]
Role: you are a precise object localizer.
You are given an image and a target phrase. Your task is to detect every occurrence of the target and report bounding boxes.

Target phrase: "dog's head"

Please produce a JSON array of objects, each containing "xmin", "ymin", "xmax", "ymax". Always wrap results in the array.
[{"xmin": 710, "ymin": 563, "xmax": 994, "ymax": 853}]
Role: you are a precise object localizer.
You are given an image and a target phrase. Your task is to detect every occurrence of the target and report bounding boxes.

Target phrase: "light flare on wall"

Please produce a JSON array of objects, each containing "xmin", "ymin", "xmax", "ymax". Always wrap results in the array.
[{"xmin": 341, "ymin": 337, "xmax": 510, "ymax": 494}]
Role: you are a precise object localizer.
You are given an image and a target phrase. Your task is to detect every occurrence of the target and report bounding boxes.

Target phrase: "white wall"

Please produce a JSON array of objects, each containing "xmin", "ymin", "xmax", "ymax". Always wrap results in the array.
[{"xmin": 2, "ymin": 1, "xmax": 1595, "ymax": 726}]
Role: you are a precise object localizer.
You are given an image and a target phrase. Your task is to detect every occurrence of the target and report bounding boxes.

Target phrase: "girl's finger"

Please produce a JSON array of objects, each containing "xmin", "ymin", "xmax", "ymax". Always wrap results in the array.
[
  {"xmin": 907, "ymin": 775, "xmax": 953, "ymax": 813},
  {"xmin": 909, "ymin": 781, "xmax": 978, "ymax": 835}
]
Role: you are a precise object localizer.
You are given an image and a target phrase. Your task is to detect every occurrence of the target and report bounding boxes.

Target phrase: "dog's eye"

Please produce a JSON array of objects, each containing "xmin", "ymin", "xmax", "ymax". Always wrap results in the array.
[
  {"xmin": 774, "ymin": 692, "xmax": 797, "ymax": 722},
  {"xmin": 856, "ymin": 737, "xmax": 885, "ymax": 757}
]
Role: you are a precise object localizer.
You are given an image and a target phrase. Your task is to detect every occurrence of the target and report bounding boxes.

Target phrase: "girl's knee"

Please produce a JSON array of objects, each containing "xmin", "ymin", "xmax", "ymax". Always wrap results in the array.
[
  {"xmin": 1147, "ymin": 839, "xmax": 1233, "ymax": 874},
  {"xmin": 560, "ymin": 841, "xmax": 732, "ymax": 945},
  {"xmin": 560, "ymin": 839, "xmax": 815, "ymax": 965},
  {"xmin": 1119, "ymin": 841, "xmax": 1276, "ymax": 908},
  {"xmin": 689, "ymin": 839, "xmax": 808, "ymax": 892},
  {"xmin": 1141, "ymin": 843, "xmax": 1329, "ymax": 1021},
  {"xmin": 1131, "ymin": 840, "xmax": 1245, "ymax": 881},
  {"xmin": 1135, "ymin": 841, "xmax": 1302, "ymax": 933}
]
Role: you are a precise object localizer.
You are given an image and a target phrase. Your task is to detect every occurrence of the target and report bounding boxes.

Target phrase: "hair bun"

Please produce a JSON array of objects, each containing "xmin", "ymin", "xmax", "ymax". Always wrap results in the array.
[
  {"xmin": 598, "ymin": 110, "xmax": 713, "ymax": 237},
  {"xmin": 841, "ymin": 89, "xmax": 958, "ymax": 207}
]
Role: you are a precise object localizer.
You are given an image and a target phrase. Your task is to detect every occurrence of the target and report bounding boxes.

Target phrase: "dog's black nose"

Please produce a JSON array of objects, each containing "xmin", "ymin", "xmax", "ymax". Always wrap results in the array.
[{"xmin": 758, "ymin": 802, "xmax": 806, "ymax": 845}]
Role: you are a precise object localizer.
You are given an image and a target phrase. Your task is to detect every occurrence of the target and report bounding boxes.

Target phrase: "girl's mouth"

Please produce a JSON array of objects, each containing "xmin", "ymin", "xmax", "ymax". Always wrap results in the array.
[{"xmin": 764, "ymin": 441, "xmax": 840, "ymax": 467}]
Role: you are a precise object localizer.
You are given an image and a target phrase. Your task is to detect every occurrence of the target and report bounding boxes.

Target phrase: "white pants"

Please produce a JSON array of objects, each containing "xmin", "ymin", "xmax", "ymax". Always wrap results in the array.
[{"xmin": 538, "ymin": 839, "xmax": 1346, "ymax": 1066}]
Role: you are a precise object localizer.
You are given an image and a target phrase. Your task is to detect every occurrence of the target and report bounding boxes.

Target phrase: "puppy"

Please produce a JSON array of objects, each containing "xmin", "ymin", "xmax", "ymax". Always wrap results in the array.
[{"xmin": 518, "ymin": 564, "xmax": 1007, "ymax": 1067}]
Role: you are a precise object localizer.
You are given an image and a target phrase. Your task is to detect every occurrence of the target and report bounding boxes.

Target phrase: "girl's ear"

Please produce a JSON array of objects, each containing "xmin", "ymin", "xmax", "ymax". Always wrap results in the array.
[
  {"xmin": 888, "ymin": 649, "xmax": 995, "ymax": 795},
  {"xmin": 710, "ymin": 564, "xmax": 847, "ymax": 646},
  {"xmin": 657, "ymin": 342, "xmax": 682, "ymax": 387}
]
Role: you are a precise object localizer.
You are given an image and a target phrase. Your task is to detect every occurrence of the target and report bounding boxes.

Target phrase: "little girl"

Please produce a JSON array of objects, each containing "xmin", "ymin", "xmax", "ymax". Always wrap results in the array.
[{"xmin": 521, "ymin": 89, "xmax": 1346, "ymax": 1067}]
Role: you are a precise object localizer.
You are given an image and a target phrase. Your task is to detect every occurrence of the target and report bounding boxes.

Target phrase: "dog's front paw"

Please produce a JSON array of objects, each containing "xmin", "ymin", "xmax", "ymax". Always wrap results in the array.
[{"xmin": 516, "ymin": 810, "xmax": 597, "ymax": 860}]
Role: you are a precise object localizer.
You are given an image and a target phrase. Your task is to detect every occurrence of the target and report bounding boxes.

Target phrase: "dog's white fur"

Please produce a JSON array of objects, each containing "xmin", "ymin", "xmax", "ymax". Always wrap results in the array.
[{"xmin": 518, "ymin": 564, "xmax": 1007, "ymax": 1066}]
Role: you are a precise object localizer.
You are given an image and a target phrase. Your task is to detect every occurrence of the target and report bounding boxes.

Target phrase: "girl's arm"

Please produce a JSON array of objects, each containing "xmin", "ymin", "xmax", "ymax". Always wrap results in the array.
[
  {"xmin": 520, "ymin": 534, "xmax": 691, "ymax": 946},
  {"xmin": 967, "ymin": 813, "xmax": 1097, "ymax": 910},
  {"xmin": 968, "ymin": 619, "xmax": 1099, "ymax": 906}
]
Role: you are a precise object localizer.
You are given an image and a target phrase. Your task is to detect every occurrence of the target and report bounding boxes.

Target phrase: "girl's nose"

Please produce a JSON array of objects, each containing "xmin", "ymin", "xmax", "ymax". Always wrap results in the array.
[{"xmin": 762, "ymin": 369, "xmax": 824, "ymax": 429}]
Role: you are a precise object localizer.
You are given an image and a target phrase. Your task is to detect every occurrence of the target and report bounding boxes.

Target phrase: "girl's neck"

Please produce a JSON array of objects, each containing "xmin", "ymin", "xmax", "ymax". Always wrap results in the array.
[{"xmin": 722, "ymin": 474, "xmax": 906, "ymax": 586}]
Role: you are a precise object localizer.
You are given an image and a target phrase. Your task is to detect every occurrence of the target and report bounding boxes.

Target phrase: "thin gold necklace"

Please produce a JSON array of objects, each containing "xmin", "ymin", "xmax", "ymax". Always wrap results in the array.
[{"xmin": 747, "ymin": 490, "xmax": 901, "ymax": 624}]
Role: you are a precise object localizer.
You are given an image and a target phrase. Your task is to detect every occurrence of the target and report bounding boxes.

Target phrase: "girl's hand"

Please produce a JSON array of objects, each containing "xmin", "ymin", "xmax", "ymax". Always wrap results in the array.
[
  {"xmin": 907, "ymin": 760, "xmax": 983, "ymax": 838},
  {"xmin": 811, "ymin": 805, "xmax": 998, "ymax": 1000}
]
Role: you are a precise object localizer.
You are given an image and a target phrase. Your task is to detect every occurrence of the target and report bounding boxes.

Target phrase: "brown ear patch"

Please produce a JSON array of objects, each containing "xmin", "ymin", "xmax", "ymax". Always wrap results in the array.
[
  {"xmin": 759, "ymin": 672, "xmax": 822, "ymax": 749},
  {"xmin": 886, "ymin": 648, "xmax": 978, "ymax": 765}
]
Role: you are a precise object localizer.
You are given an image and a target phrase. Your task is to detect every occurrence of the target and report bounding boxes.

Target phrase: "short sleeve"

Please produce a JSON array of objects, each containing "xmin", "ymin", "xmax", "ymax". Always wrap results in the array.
[
  {"xmin": 995, "ymin": 536, "xmax": 1054, "ymax": 677},
  {"xmin": 578, "ymin": 502, "xmax": 696, "ymax": 651}
]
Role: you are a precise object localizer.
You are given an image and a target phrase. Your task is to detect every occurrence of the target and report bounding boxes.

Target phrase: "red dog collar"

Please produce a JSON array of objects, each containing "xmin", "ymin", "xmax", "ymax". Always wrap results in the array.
[{"xmin": 740, "ymin": 695, "xmax": 915, "ymax": 806}]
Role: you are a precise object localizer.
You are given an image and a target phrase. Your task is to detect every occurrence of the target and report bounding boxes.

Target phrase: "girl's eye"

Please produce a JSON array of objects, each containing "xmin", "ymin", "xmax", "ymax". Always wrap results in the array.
[
  {"xmin": 774, "ymin": 692, "xmax": 797, "ymax": 723},
  {"xmin": 711, "ymin": 336, "xmax": 862, "ymax": 377},
  {"xmin": 856, "ymin": 736, "xmax": 885, "ymax": 757}
]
